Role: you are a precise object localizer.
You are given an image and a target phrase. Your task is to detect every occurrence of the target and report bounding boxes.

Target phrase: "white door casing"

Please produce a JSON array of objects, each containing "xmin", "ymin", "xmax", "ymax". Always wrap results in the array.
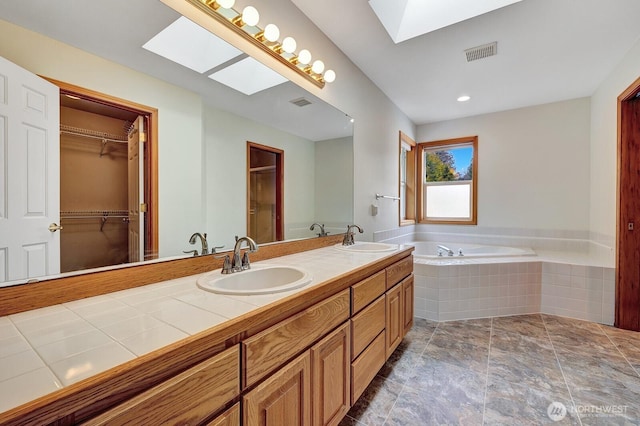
[{"xmin": 0, "ymin": 55, "xmax": 60, "ymax": 284}]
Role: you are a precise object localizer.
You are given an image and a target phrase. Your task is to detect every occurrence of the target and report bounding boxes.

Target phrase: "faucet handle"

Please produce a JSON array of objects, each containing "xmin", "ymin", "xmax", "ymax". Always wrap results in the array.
[
  {"xmin": 220, "ymin": 255, "xmax": 233, "ymax": 274},
  {"xmin": 183, "ymin": 249, "xmax": 198, "ymax": 257},
  {"xmin": 241, "ymin": 252, "xmax": 251, "ymax": 270},
  {"xmin": 211, "ymin": 245, "xmax": 224, "ymax": 254}
]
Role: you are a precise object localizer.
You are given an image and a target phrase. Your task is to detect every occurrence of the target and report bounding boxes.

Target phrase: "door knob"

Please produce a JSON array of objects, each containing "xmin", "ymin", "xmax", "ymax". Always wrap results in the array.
[{"xmin": 48, "ymin": 223, "xmax": 63, "ymax": 232}]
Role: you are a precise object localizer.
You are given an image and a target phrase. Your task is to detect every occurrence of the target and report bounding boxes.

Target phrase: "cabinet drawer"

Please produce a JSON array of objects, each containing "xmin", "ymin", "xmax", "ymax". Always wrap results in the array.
[
  {"xmin": 351, "ymin": 295, "xmax": 385, "ymax": 360},
  {"xmin": 350, "ymin": 331, "xmax": 386, "ymax": 405},
  {"xmin": 351, "ymin": 270, "xmax": 386, "ymax": 314},
  {"xmin": 386, "ymin": 256, "xmax": 413, "ymax": 290},
  {"xmin": 243, "ymin": 289, "xmax": 350, "ymax": 388},
  {"xmin": 84, "ymin": 345, "xmax": 240, "ymax": 426}
]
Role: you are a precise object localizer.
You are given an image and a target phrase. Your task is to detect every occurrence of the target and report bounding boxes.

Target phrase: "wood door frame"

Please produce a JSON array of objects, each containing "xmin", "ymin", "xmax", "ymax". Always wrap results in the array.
[
  {"xmin": 246, "ymin": 141, "xmax": 284, "ymax": 242},
  {"xmin": 43, "ymin": 77, "xmax": 159, "ymax": 260},
  {"xmin": 616, "ymin": 75, "xmax": 640, "ymax": 330}
]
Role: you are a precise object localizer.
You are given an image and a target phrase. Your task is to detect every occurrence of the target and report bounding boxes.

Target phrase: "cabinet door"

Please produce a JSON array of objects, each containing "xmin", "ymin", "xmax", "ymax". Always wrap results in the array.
[
  {"xmin": 402, "ymin": 275, "xmax": 414, "ymax": 336},
  {"xmin": 244, "ymin": 351, "xmax": 311, "ymax": 426},
  {"xmin": 206, "ymin": 403, "xmax": 240, "ymax": 426},
  {"xmin": 385, "ymin": 283, "xmax": 403, "ymax": 359},
  {"xmin": 311, "ymin": 322, "xmax": 350, "ymax": 426}
]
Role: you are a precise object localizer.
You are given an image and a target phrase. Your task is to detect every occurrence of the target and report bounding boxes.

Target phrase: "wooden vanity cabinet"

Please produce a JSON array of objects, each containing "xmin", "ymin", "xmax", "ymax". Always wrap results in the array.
[{"xmin": 4, "ymin": 248, "xmax": 413, "ymax": 426}]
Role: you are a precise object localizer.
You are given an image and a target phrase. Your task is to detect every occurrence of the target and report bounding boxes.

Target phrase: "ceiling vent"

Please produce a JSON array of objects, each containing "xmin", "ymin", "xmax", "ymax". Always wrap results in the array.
[
  {"xmin": 290, "ymin": 97, "xmax": 312, "ymax": 107},
  {"xmin": 464, "ymin": 42, "xmax": 497, "ymax": 62}
]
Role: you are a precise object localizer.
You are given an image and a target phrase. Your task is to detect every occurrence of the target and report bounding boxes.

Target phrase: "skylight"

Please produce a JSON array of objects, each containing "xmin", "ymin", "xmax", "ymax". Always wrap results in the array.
[
  {"xmin": 143, "ymin": 16, "xmax": 289, "ymax": 95},
  {"xmin": 208, "ymin": 57, "xmax": 288, "ymax": 96},
  {"xmin": 142, "ymin": 16, "xmax": 242, "ymax": 73},
  {"xmin": 368, "ymin": 0, "xmax": 523, "ymax": 44}
]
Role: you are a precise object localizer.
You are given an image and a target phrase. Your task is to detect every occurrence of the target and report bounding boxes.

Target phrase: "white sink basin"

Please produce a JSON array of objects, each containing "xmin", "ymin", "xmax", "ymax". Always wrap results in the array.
[
  {"xmin": 334, "ymin": 242, "xmax": 398, "ymax": 253},
  {"xmin": 197, "ymin": 265, "xmax": 312, "ymax": 295}
]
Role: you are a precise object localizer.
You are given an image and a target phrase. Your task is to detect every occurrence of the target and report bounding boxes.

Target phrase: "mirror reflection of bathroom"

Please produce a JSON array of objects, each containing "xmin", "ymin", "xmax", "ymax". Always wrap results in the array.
[
  {"xmin": 59, "ymin": 90, "xmax": 150, "ymax": 273},
  {"xmin": 247, "ymin": 142, "xmax": 283, "ymax": 244}
]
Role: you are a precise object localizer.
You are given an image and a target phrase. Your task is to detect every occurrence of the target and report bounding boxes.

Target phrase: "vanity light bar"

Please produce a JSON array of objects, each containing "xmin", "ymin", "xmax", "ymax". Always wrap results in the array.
[{"xmin": 188, "ymin": 0, "xmax": 335, "ymax": 87}]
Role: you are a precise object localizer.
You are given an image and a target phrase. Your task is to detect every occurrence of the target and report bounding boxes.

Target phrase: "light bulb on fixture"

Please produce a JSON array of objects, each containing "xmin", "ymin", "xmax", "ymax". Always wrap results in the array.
[
  {"xmin": 282, "ymin": 37, "xmax": 297, "ymax": 54},
  {"xmin": 263, "ymin": 24, "xmax": 279, "ymax": 42},
  {"xmin": 216, "ymin": 0, "xmax": 235, "ymax": 8},
  {"xmin": 297, "ymin": 49, "xmax": 312, "ymax": 65},
  {"xmin": 323, "ymin": 69, "xmax": 336, "ymax": 83},
  {"xmin": 311, "ymin": 60, "xmax": 325, "ymax": 74},
  {"xmin": 241, "ymin": 6, "xmax": 259, "ymax": 26}
]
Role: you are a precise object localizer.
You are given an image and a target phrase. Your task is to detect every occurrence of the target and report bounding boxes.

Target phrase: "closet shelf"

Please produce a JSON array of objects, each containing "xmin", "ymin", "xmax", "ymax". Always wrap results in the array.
[
  {"xmin": 60, "ymin": 124, "xmax": 128, "ymax": 157},
  {"xmin": 61, "ymin": 210, "xmax": 128, "ymax": 218},
  {"xmin": 61, "ymin": 210, "xmax": 129, "ymax": 231}
]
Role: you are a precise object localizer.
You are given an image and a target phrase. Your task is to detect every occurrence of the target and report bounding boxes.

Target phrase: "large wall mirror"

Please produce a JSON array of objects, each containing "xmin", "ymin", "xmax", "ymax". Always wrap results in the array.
[{"xmin": 0, "ymin": 0, "xmax": 353, "ymax": 286}]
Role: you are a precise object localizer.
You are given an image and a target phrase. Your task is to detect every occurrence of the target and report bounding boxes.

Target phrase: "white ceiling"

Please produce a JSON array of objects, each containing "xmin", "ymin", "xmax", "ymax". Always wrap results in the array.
[{"xmin": 292, "ymin": 0, "xmax": 640, "ymax": 124}]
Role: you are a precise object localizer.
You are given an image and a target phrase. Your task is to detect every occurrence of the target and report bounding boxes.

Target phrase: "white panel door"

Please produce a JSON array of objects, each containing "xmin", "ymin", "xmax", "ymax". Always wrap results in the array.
[{"xmin": 0, "ymin": 55, "xmax": 60, "ymax": 284}]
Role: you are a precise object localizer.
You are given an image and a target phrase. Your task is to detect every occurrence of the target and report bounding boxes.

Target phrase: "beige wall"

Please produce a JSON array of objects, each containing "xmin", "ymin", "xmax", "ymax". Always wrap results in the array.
[{"xmin": 417, "ymin": 98, "xmax": 592, "ymax": 233}]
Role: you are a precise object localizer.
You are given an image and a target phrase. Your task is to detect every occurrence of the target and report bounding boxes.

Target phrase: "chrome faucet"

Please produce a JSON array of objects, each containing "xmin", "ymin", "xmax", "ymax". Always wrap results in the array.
[
  {"xmin": 310, "ymin": 223, "xmax": 329, "ymax": 237},
  {"xmin": 188, "ymin": 232, "xmax": 208, "ymax": 255},
  {"xmin": 437, "ymin": 245, "xmax": 454, "ymax": 256},
  {"xmin": 230, "ymin": 235, "xmax": 258, "ymax": 272},
  {"xmin": 342, "ymin": 224, "xmax": 364, "ymax": 246}
]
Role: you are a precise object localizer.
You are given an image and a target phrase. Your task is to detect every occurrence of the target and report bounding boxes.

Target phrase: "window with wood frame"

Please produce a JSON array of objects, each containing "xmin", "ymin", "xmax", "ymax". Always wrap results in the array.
[
  {"xmin": 417, "ymin": 136, "xmax": 478, "ymax": 225},
  {"xmin": 399, "ymin": 132, "xmax": 417, "ymax": 226}
]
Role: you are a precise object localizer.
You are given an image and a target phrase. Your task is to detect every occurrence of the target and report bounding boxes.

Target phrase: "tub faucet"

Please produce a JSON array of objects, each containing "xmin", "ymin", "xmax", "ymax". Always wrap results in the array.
[
  {"xmin": 310, "ymin": 223, "xmax": 329, "ymax": 237},
  {"xmin": 437, "ymin": 245, "xmax": 454, "ymax": 256},
  {"xmin": 232, "ymin": 235, "xmax": 258, "ymax": 272},
  {"xmin": 342, "ymin": 224, "xmax": 364, "ymax": 246},
  {"xmin": 189, "ymin": 232, "xmax": 208, "ymax": 255}
]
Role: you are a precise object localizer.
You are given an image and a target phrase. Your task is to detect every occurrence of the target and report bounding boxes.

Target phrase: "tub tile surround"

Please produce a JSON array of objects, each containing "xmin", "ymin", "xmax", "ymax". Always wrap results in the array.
[
  {"xmin": 340, "ymin": 315, "xmax": 640, "ymax": 425},
  {"xmin": 375, "ymin": 226, "xmax": 616, "ymax": 325},
  {"xmin": 0, "ymin": 245, "xmax": 401, "ymax": 414}
]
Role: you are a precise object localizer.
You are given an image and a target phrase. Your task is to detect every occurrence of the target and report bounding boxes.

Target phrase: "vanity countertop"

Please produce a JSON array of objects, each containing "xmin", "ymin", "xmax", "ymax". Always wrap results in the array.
[{"xmin": 0, "ymin": 244, "xmax": 409, "ymax": 414}]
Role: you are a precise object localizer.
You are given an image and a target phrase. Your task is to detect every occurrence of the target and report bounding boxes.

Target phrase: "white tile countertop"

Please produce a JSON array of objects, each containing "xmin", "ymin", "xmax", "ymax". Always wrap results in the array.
[{"xmin": 0, "ymin": 244, "xmax": 406, "ymax": 414}]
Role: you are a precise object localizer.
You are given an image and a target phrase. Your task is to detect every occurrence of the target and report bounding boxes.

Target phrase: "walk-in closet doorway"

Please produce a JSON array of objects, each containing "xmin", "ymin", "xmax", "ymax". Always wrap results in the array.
[{"xmin": 50, "ymin": 79, "xmax": 159, "ymax": 273}]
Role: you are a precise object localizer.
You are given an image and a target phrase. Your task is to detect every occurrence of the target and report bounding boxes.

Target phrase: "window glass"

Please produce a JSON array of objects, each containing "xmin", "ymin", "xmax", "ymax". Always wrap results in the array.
[{"xmin": 418, "ymin": 137, "xmax": 477, "ymax": 224}]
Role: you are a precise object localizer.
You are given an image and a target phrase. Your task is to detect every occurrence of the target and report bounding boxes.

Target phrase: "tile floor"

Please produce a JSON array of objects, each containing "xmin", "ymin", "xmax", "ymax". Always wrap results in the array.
[{"xmin": 341, "ymin": 314, "xmax": 640, "ymax": 425}]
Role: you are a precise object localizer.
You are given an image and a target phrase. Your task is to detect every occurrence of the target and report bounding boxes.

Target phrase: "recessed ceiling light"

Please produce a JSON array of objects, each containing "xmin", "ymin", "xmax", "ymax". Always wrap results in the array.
[{"xmin": 457, "ymin": 95, "xmax": 471, "ymax": 102}]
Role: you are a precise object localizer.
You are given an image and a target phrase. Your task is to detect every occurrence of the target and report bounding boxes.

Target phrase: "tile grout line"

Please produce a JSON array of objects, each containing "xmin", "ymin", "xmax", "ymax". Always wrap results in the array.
[
  {"xmin": 382, "ymin": 320, "xmax": 440, "ymax": 426},
  {"xmin": 597, "ymin": 323, "xmax": 640, "ymax": 378},
  {"xmin": 481, "ymin": 317, "xmax": 493, "ymax": 426},
  {"xmin": 540, "ymin": 315, "xmax": 583, "ymax": 426}
]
